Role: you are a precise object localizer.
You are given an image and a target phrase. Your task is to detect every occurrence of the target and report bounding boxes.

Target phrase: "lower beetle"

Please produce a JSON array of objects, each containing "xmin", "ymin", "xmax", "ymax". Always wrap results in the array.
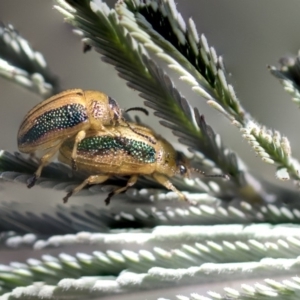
[{"xmin": 58, "ymin": 123, "xmax": 227, "ymax": 205}]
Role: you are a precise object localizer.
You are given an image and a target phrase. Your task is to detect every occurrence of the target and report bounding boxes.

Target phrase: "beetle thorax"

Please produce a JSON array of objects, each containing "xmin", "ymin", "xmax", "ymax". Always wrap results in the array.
[{"xmin": 89, "ymin": 99, "xmax": 111, "ymax": 124}]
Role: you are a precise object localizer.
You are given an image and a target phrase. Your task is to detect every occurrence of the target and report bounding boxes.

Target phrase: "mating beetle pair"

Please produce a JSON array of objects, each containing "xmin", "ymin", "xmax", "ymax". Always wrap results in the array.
[
  {"xmin": 18, "ymin": 89, "xmax": 148, "ymax": 186},
  {"xmin": 18, "ymin": 89, "xmax": 227, "ymax": 205}
]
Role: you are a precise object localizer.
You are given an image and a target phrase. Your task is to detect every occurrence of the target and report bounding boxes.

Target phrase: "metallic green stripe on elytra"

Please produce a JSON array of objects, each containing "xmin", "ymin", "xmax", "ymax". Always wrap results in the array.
[
  {"xmin": 18, "ymin": 104, "xmax": 88, "ymax": 145},
  {"xmin": 78, "ymin": 136, "xmax": 156, "ymax": 163}
]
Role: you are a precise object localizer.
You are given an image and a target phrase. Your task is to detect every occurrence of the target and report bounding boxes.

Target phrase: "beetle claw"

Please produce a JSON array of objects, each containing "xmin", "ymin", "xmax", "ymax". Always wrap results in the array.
[
  {"xmin": 71, "ymin": 159, "xmax": 78, "ymax": 171},
  {"xmin": 27, "ymin": 175, "xmax": 37, "ymax": 188},
  {"xmin": 63, "ymin": 192, "xmax": 72, "ymax": 203},
  {"xmin": 104, "ymin": 192, "xmax": 113, "ymax": 205}
]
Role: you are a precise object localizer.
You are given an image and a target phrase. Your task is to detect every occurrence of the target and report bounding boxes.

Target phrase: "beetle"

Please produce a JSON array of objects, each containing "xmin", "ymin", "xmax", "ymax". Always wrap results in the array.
[
  {"xmin": 17, "ymin": 89, "xmax": 149, "ymax": 188},
  {"xmin": 58, "ymin": 123, "xmax": 227, "ymax": 205}
]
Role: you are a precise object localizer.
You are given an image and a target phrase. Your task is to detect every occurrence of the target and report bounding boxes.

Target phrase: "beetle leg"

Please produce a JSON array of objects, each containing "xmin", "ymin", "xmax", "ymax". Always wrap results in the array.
[
  {"xmin": 27, "ymin": 141, "xmax": 63, "ymax": 188},
  {"xmin": 71, "ymin": 130, "xmax": 86, "ymax": 170},
  {"xmin": 152, "ymin": 172, "xmax": 193, "ymax": 204},
  {"xmin": 104, "ymin": 175, "xmax": 138, "ymax": 205},
  {"xmin": 63, "ymin": 174, "xmax": 110, "ymax": 203}
]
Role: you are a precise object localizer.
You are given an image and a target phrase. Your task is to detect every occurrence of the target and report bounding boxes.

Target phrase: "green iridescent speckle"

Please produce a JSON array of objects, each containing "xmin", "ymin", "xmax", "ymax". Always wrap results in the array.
[
  {"xmin": 18, "ymin": 104, "xmax": 87, "ymax": 145},
  {"xmin": 78, "ymin": 136, "xmax": 156, "ymax": 163}
]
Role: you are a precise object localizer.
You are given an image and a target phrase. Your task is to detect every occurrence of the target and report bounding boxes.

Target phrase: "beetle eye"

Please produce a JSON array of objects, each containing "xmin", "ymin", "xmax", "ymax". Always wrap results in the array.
[{"xmin": 179, "ymin": 164, "xmax": 187, "ymax": 175}]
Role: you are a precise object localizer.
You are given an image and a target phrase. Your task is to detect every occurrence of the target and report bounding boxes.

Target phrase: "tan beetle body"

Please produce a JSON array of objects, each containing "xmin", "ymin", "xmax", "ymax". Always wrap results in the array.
[{"xmin": 58, "ymin": 123, "xmax": 191, "ymax": 205}]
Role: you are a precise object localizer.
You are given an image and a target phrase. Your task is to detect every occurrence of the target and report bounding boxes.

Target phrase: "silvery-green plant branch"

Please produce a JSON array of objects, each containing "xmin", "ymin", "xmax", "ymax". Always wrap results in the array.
[
  {"xmin": 270, "ymin": 56, "xmax": 300, "ymax": 178},
  {"xmin": 270, "ymin": 54, "xmax": 300, "ymax": 106},
  {"xmin": 116, "ymin": 0, "xmax": 300, "ymax": 183},
  {"xmin": 117, "ymin": 0, "xmax": 246, "ymax": 124},
  {"xmin": 2, "ymin": 1, "xmax": 300, "ymax": 300}
]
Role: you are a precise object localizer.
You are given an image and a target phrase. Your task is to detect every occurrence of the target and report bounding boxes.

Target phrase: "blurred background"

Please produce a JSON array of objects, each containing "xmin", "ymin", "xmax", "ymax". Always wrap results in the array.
[{"xmin": 1, "ymin": 0, "xmax": 300, "ymax": 186}]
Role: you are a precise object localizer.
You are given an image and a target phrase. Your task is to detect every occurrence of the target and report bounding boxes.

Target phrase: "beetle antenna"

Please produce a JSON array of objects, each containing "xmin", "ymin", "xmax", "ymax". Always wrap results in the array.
[
  {"xmin": 125, "ymin": 107, "xmax": 149, "ymax": 115},
  {"xmin": 191, "ymin": 168, "xmax": 230, "ymax": 180},
  {"xmin": 123, "ymin": 107, "xmax": 154, "ymax": 143},
  {"xmin": 124, "ymin": 120, "xmax": 156, "ymax": 144}
]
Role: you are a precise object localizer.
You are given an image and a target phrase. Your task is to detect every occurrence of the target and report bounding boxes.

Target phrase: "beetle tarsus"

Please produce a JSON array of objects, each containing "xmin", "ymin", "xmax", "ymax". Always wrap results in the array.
[
  {"xmin": 71, "ymin": 158, "xmax": 78, "ymax": 171},
  {"xmin": 63, "ymin": 192, "xmax": 72, "ymax": 203},
  {"xmin": 104, "ymin": 192, "xmax": 113, "ymax": 205},
  {"xmin": 27, "ymin": 175, "xmax": 37, "ymax": 188}
]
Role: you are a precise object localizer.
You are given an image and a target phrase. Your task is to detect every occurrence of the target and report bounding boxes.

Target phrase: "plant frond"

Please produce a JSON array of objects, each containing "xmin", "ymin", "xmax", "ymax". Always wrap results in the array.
[
  {"xmin": 3, "ymin": 257, "xmax": 300, "ymax": 299},
  {"xmin": 2, "ymin": 224, "xmax": 300, "ymax": 295},
  {"xmin": 241, "ymin": 122, "xmax": 300, "ymax": 181},
  {"xmin": 269, "ymin": 54, "xmax": 300, "ymax": 106},
  {"xmin": 0, "ymin": 23, "xmax": 59, "ymax": 97},
  {"xmin": 117, "ymin": 0, "xmax": 247, "ymax": 125},
  {"xmin": 151, "ymin": 276, "xmax": 300, "ymax": 300},
  {"xmin": 32, "ymin": 224, "xmax": 300, "ymax": 262},
  {"xmin": 0, "ymin": 232, "xmax": 38, "ymax": 250}
]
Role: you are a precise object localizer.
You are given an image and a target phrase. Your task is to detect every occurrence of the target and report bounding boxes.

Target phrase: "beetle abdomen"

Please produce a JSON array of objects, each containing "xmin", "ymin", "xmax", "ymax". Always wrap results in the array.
[{"xmin": 18, "ymin": 103, "xmax": 88, "ymax": 148}]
